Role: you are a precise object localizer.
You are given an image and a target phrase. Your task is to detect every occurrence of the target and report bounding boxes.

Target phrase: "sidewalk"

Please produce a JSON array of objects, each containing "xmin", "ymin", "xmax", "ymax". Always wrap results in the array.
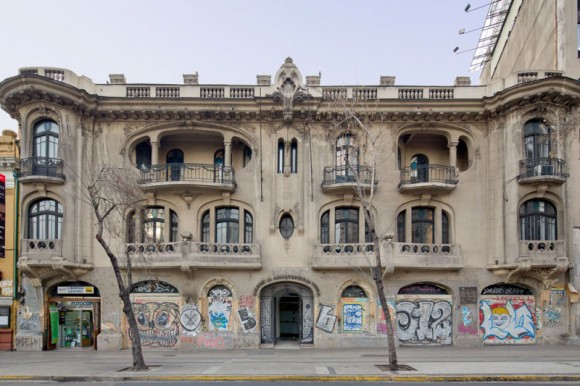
[{"xmin": 0, "ymin": 345, "xmax": 579, "ymax": 382}]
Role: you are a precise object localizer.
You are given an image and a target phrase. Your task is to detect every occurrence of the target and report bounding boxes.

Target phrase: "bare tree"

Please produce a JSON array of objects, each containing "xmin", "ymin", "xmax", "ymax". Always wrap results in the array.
[
  {"xmin": 85, "ymin": 166, "xmax": 148, "ymax": 371},
  {"xmin": 329, "ymin": 98, "xmax": 398, "ymax": 370}
]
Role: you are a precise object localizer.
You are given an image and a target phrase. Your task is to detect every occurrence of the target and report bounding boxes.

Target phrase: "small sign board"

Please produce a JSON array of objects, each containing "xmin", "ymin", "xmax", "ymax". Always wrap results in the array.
[
  {"xmin": 459, "ymin": 287, "xmax": 478, "ymax": 304},
  {"xmin": 57, "ymin": 286, "xmax": 94, "ymax": 295}
]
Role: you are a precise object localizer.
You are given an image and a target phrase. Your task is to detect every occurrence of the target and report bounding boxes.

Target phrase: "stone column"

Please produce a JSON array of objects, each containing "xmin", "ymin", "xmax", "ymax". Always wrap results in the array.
[
  {"xmin": 224, "ymin": 141, "xmax": 232, "ymax": 167},
  {"xmin": 448, "ymin": 141, "xmax": 458, "ymax": 169},
  {"xmin": 284, "ymin": 140, "xmax": 291, "ymax": 176},
  {"xmin": 150, "ymin": 141, "xmax": 159, "ymax": 165}
]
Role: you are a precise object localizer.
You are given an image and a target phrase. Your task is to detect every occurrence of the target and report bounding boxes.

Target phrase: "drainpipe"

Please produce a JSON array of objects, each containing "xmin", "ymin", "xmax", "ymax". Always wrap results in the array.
[{"xmin": 12, "ymin": 170, "xmax": 19, "ymax": 302}]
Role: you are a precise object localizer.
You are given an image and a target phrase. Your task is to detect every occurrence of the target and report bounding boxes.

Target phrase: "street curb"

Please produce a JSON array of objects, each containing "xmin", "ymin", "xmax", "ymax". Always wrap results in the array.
[{"xmin": 2, "ymin": 374, "xmax": 580, "ymax": 382}]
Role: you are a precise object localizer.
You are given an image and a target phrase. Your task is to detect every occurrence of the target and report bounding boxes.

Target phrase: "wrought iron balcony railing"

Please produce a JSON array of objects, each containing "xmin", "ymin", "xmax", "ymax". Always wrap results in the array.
[
  {"xmin": 138, "ymin": 163, "xmax": 235, "ymax": 185},
  {"xmin": 19, "ymin": 157, "xmax": 65, "ymax": 179},
  {"xmin": 399, "ymin": 164, "xmax": 457, "ymax": 187},
  {"xmin": 322, "ymin": 165, "xmax": 376, "ymax": 187},
  {"xmin": 517, "ymin": 158, "xmax": 568, "ymax": 182}
]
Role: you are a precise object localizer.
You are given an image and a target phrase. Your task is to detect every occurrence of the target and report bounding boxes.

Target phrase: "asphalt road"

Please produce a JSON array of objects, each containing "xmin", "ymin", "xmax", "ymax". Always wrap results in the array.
[{"xmin": 2, "ymin": 382, "xmax": 580, "ymax": 386}]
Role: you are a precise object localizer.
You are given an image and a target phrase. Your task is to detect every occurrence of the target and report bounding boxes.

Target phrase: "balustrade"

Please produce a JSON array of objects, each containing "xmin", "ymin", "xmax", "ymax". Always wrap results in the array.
[
  {"xmin": 126, "ymin": 87, "xmax": 151, "ymax": 97},
  {"xmin": 322, "ymin": 88, "xmax": 348, "ymax": 100},
  {"xmin": 156, "ymin": 87, "xmax": 180, "ymax": 98},
  {"xmin": 21, "ymin": 239, "xmax": 63, "ymax": 261},
  {"xmin": 399, "ymin": 88, "xmax": 423, "ymax": 99},
  {"xmin": 230, "ymin": 88, "xmax": 254, "ymax": 98},
  {"xmin": 19, "ymin": 157, "xmax": 65, "ymax": 180},
  {"xmin": 138, "ymin": 163, "xmax": 235, "ymax": 185},
  {"xmin": 517, "ymin": 72, "xmax": 538, "ymax": 83},
  {"xmin": 44, "ymin": 69, "xmax": 65, "ymax": 81},
  {"xmin": 201, "ymin": 87, "xmax": 225, "ymax": 98},
  {"xmin": 429, "ymin": 88, "xmax": 454, "ymax": 99}
]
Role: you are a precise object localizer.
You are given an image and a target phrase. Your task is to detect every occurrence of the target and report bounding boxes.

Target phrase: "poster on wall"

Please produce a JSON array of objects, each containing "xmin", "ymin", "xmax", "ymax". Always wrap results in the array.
[
  {"xmin": 0, "ymin": 173, "xmax": 5, "ymax": 258},
  {"xmin": 49, "ymin": 306, "xmax": 59, "ymax": 344}
]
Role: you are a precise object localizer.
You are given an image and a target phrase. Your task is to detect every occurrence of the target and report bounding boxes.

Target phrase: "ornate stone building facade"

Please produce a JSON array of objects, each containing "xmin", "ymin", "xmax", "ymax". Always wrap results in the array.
[{"xmin": 1, "ymin": 0, "xmax": 579, "ymax": 351}]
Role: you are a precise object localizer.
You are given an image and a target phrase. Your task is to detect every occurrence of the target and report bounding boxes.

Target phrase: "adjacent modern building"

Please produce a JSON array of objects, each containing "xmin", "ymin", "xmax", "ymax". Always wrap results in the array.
[{"xmin": 0, "ymin": 0, "xmax": 579, "ymax": 351}]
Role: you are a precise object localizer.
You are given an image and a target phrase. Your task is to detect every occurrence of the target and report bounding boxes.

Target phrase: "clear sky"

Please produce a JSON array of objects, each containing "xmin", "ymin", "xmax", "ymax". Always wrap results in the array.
[{"xmin": 0, "ymin": 0, "xmax": 486, "ymax": 131}]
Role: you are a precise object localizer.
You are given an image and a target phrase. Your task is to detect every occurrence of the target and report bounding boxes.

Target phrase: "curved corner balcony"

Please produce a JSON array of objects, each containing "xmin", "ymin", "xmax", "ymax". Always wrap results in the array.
[
  {"xmin": 398, "ymin": 164, "xmax": 457, "ymax": 194},
  {"xmin": 517, "ymin": 158, "xmax": 568, "ymax": 185},
  {"xmin": 389, "ymin": 242, "xmax": 463, "ymax": 270},
  {"xmin": 312, "ymin": 243, "xmax": 384, "ymax": 269},
  {"xmin": 321, "ymin": 165, "xmax": 377, "ymax": 195},
  {"xmin": 124, "ymin": 241, "xmax": 261, "ymax": 270},
  {"xmin": 138, "ymin": 163, "xmax": 236, "ymax": 193},
  {"xmin": 19, "ymin": 157, "xmax": 65, "ymax": 184}
]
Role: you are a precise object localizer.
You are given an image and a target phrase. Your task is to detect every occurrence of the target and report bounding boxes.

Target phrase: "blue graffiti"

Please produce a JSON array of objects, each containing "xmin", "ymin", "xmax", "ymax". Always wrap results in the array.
[
  {"xmin": 480, "ymin": 300, "xmax": 535, "ymax": 341},
  {"xmin": 461, "ymin": 306, "xmax": 472, "ymax": 326},
  {"xmin": 343, "ymin": 304, "xmax": 363, "ymax": 331}
]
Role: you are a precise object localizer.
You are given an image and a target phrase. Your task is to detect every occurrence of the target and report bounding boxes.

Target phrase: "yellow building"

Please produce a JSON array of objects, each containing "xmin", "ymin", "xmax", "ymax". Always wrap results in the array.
[{"xmin": 0, "ymin": 129, "xmax": 18, "ymax": 350}]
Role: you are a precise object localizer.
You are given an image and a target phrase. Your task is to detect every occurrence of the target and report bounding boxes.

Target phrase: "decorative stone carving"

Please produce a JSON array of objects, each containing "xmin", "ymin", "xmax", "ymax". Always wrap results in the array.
[
  {"xmin": 380, "ymin": 76, "xmax": 396, "ymax": 85},
  {"xmin": 109, "ymin": 74, "xmax": 126, "ymax": 84},
  {"xmin": 183, "ymin": 73, "xmax": 199, "ymax": 85},
  {"xmin": 270, "ymin": 57, "xmax": 310, "ymax": 123}
]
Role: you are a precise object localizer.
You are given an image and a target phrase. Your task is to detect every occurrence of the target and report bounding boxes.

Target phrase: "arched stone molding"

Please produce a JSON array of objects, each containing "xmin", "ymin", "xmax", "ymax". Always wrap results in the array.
[
  {"xmin": 338, "ymin": 279, "xmax": 375, "ymax": 301},
  {"xmin": 20, "ymin": 105, "xmax": 64, "ymax": 156},
  {"xmin": 397, "ymin": 281, "xmax": 453, "ymax": 295}
]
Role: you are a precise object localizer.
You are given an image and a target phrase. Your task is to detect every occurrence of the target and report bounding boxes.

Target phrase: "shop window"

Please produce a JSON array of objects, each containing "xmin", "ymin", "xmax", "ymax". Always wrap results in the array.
[
  {"xmin": 28, "ymin": 199, "xmax": 63, "ymax": 239},
  {"xmin": 135, "ymin": 141, "xmax": 151, "ymax": 169},
  {"xmin": 279, "ymin": 213, "xmax": 294, "ymax": 239},
  {"xmin": 520, "ymin": 199, "xmax": 557, "ymax": 240}
]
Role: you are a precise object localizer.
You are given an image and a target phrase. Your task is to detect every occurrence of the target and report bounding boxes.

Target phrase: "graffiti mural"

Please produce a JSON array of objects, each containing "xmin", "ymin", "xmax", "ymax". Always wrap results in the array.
[
  {"xmin": 396, "ymin": 295, "xmax": 452, "ymax": 345},
  {"xmin": 316, "ymin": 304, "xmax": 337, "ymax": 333},
  {"xmin": 238, "ymin": 308, "xmax": 257, "ymax": 332},
  {"xmin": 341, "ymin": 297, "xmax": 367, "ymax": 332},
  {"xmin": 376, "ymin": 300, "xmax": 396, "ymax": 334},
  {"xmin": 458, "ymin": 305, "xmax": 478, "ymax": 335},
  {"xmin": 180, "ymin": 304, "xmax": 202, "ymax": 336},
  {"xmin": 132, "ymin": 301, "xmax": 180, "ymax": 347},
  {"xmin": 542, "ymin": 288, "xmax": 566, "ymax": 329},
  {"xmin": 208, "ymin": 286, "xmax": 233, "ymax": 331},
  {"xmin": 479, "ymin": 295, "xmax": 536, "ymax": 344}
]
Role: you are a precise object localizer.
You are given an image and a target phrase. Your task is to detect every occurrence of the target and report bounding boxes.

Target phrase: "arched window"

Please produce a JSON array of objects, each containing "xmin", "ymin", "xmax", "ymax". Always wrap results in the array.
[
  {"xmin": 201, "ymin": 210, "xmax": 210, "ymax": 242},
  {"xmin": 410, "ymin": 154, "xmax": 429, "ymax": 182},
  {"xmin": 166, "ymin": 149, "xmax": 184, "ymax": 181},
  {"xmin": 335, "ymin": 207, "xmax": 359, "ymax": 243},
  {"xmin": 126, "ymin": 211, "xmax": 136, "ymax": 243},
  {"xmin": 524, "ymin": 119, "xmax": 551, "ymax": 160},
  {"xmin": 341, "ymin": 285, "xmax": 367, "ymax": 298},
  {"xmin": 336, "ymin": 132, "xmax": 358, "ymax": 179},
  {"xmin": 28, "ymin": 199, "xmax": 63, "ymax": 239},
  {"xmin": 442, "ymin": 211, "xmax": 450, "ymax": 244},
  {"xmin": 277, "ymin": 139, "xmax": 284, "ymax": 174},
  {"xmin": 279, "ymin": 213, "xmax": 294, "ymax": 239},
  {"xmin": 397, "ymin": 212, "xmax": 406, "ymax": 242},
  {"xmin": 320, "ymin": 210, "xmax": 330, "ymax": 244},
  {"xmin": 142, "ymin": 206, "xmax": 164, "ymax": 243},
  {"xmin": 520, "ymin": 199, "xmax": 557, "ymax": 240},
  {"xmin": 135, "ymin": 141, "xmax": 152, "ymax": 169},
  {"xmin": 33, "ymin": 120, "xmax": 59, "ymax": 159},
  {"xmin": 244, "ymin": 211, "xmax": 253, "ymax": 243},
  {"xmin": 170, "ymin": 210, "xmax": 179, "ymax": 242},
  {"xmin": 216, "ymin": 207, "xmax": 239, "ymax": 243},
  {"xmin": 290, "ymin": 139, "xmax": 298, "ymax": 173},
  {"xmin": 412, "ymin": 207, "xmax": 434, "ymax": 243}
]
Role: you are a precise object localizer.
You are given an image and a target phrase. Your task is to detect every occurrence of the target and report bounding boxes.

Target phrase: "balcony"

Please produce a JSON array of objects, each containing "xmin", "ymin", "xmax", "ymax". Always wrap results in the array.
[
  {"xmin": 517, "ymin": 158, "xmax": 568, "ymax": 185},
  {"xmin": 19, "ymin": 239, "xmax": 93, "ymax": 278},
  {"xmin": 312, "ymin": 243, "xmax": 383, "ymax": 269},
  {"xmin": 138, "ymin": 163, "xmax": 236, "ymax": 193},
  {"xmin": 321, "ymin": 165, "xmax": 377, "ymax": 195},
  {"xmin": 124, "ymin": 241, "xmax": 261, "ymax": 270},
  {"xmin": 398, "ymin": 164, "xmax": 458, "ymax": 194},
  {"xmin": 518, "ymin": 240, "xmax": 567, "ymax": 267},
  {"xmin": 19, "ymin": 157, "xmax": 65, "ymax": 184},
  {"xmin": 388, "ymin": 242, "xmax": 464, "ymax": 270}
]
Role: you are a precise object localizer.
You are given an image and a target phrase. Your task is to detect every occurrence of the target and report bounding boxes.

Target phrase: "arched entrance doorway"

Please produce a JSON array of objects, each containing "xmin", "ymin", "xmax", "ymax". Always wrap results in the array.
[
  {"xmin": 46, "ymin": 281, "xmax": 100, "ymax": 350},
  {"xmin": 260, "ymin": 282, "xmax": 314, "ymax": 345}
]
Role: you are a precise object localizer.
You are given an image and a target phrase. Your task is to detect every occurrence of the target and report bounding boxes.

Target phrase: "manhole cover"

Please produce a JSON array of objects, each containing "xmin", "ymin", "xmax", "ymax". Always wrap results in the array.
[{"xmin": 375, "ymin": 364, "xmax": 416, "ymax": 372}]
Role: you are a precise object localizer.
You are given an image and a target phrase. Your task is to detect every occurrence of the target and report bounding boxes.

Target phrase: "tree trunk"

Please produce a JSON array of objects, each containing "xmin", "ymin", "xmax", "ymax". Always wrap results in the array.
[
  {"xmin": 366, "ymin": 208, "xmax": 398, "ymax": 371},
  {"xmin": 95, "ymin": 234, "xmax": 148, "ymax": 371}
]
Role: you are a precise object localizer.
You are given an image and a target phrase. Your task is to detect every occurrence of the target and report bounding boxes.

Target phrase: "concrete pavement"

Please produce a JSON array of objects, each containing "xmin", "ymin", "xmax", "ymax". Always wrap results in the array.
[{"xmin": 0, "ymin": 344, "xmax": 580, "ymax": 382}]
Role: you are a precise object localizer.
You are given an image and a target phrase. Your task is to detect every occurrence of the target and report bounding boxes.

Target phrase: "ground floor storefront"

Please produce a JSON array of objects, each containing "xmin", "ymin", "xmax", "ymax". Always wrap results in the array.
[{"xmin": 13, "ymin": 268, "xmax": 578, "ymax": 351}]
